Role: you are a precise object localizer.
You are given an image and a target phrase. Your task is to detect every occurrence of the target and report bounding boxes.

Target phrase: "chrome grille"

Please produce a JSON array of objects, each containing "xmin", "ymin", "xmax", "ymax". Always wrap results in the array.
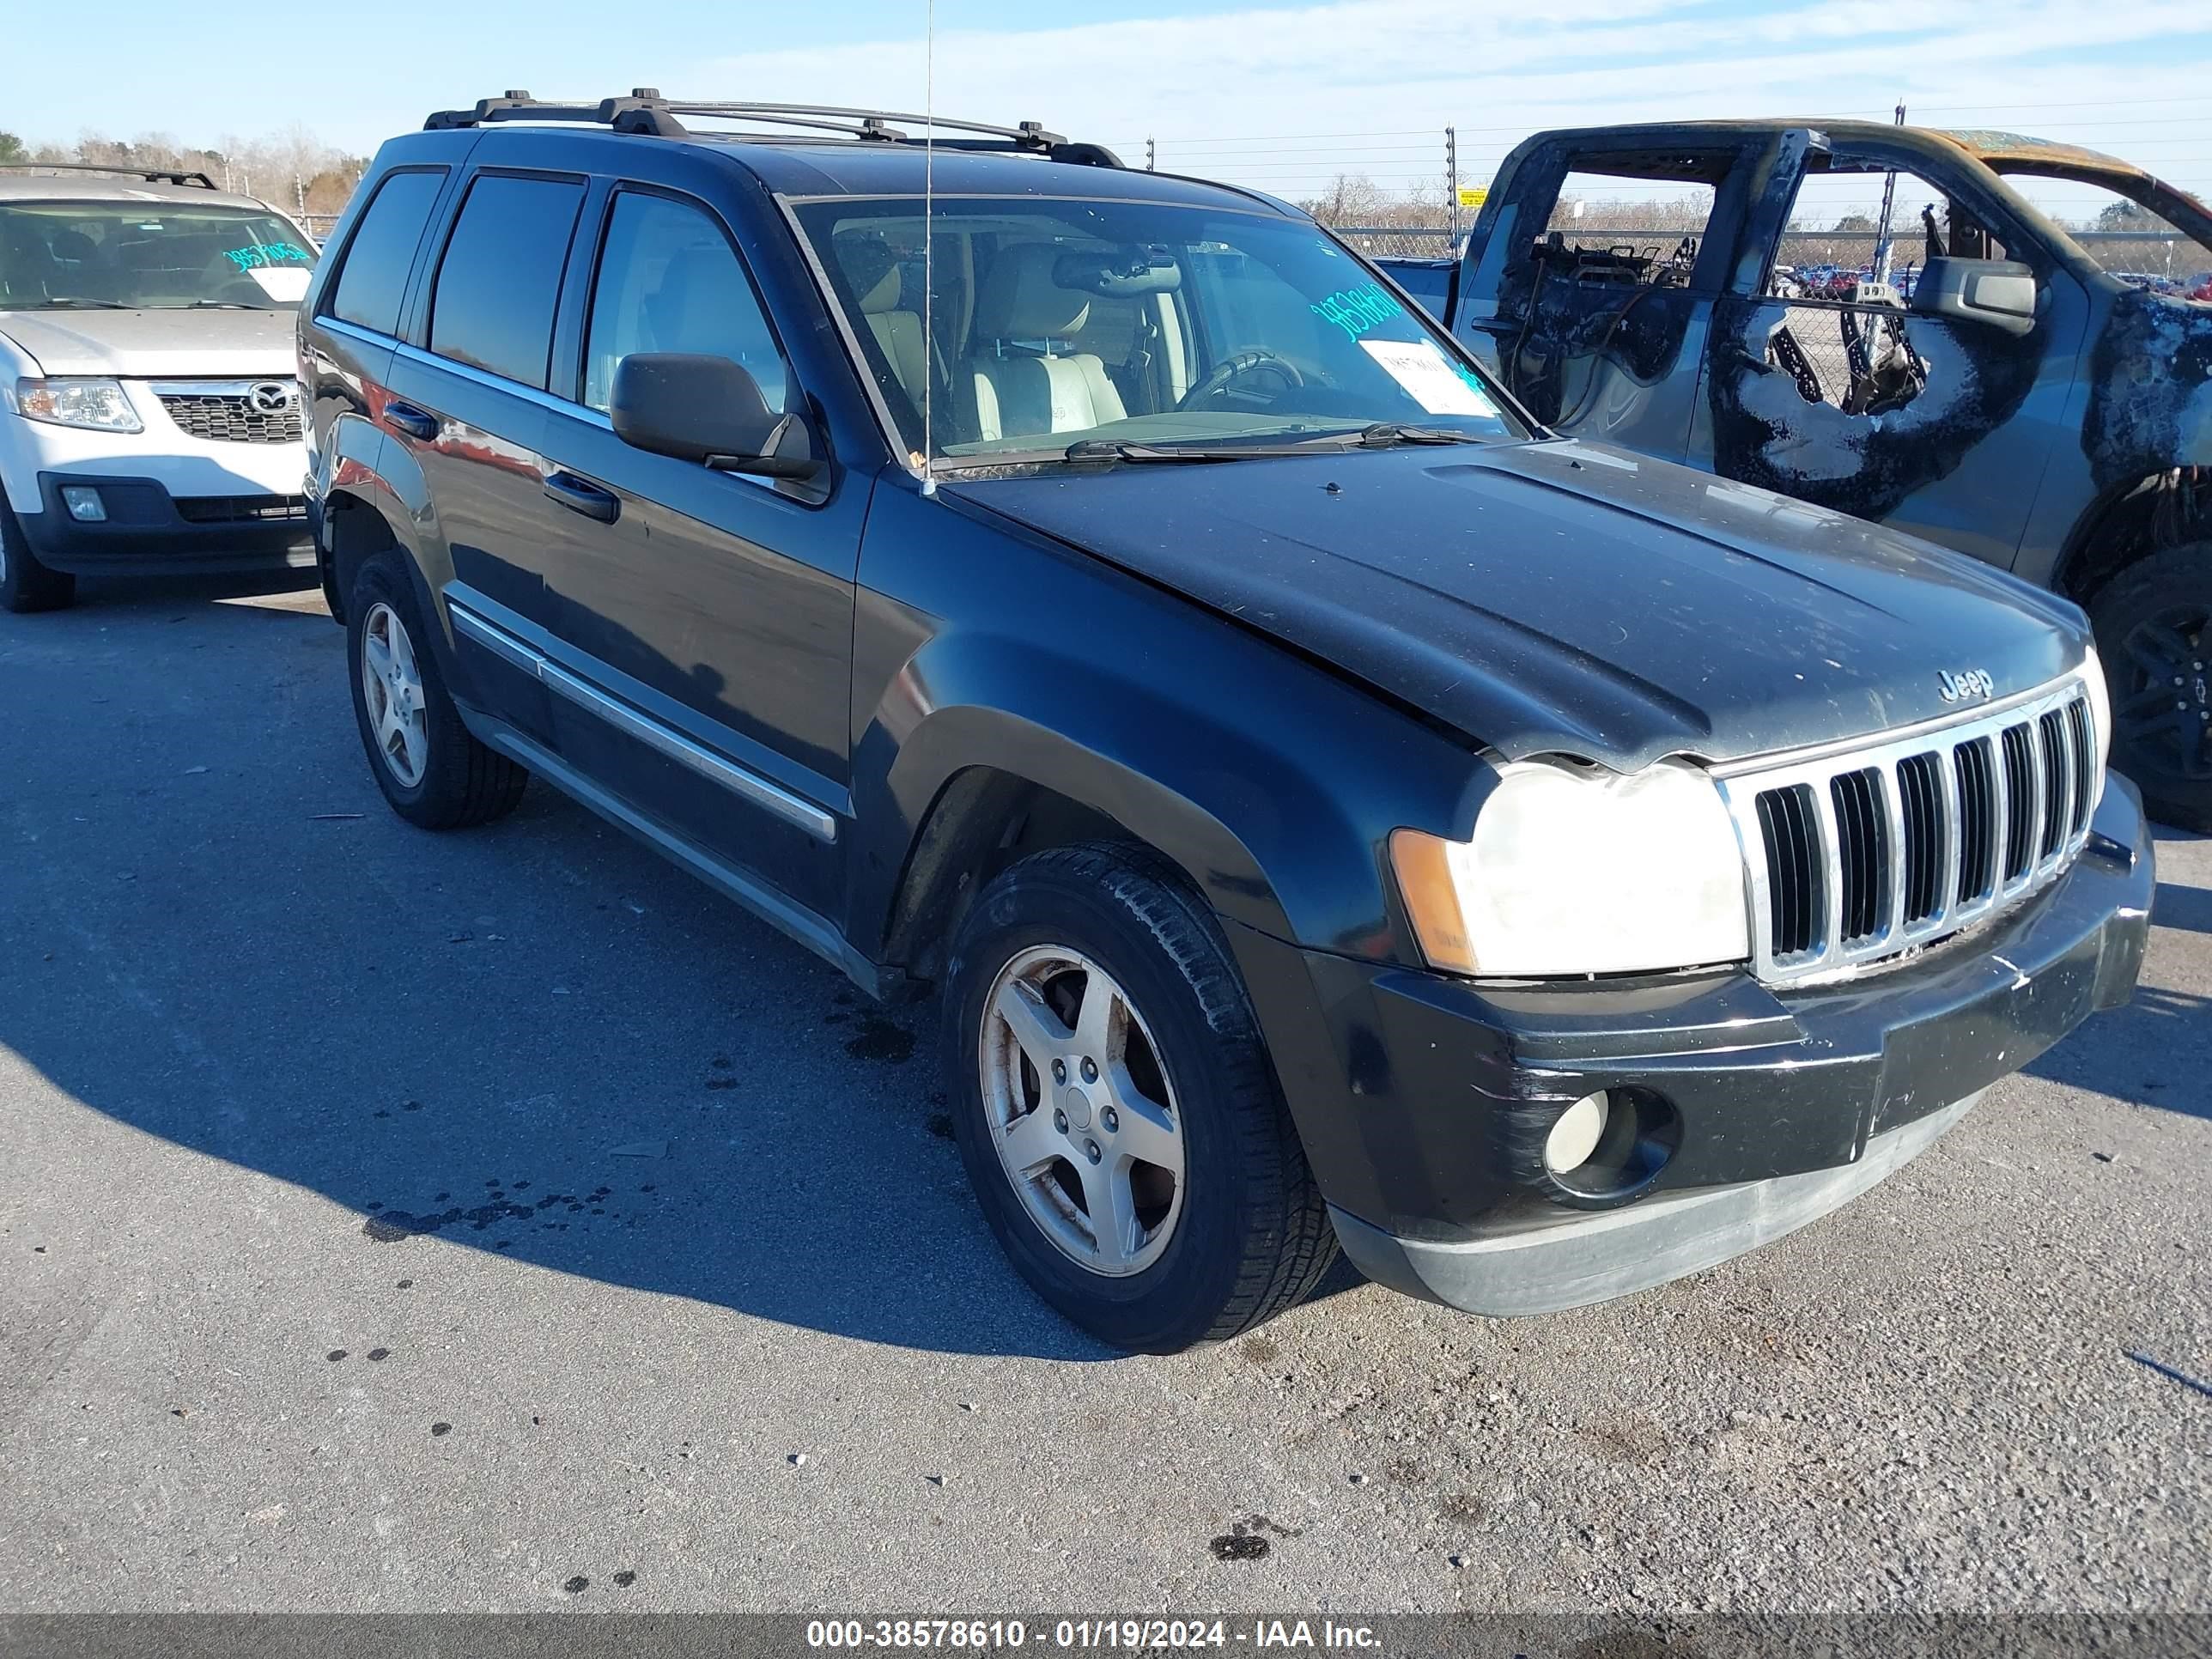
[
  {"xmin": 151, "ymin": 380, "xmax": 302, "ymax": 446},
  {"xmin": 1717, "ymin": 672, "xmax": 2101, "ymax": 985}
]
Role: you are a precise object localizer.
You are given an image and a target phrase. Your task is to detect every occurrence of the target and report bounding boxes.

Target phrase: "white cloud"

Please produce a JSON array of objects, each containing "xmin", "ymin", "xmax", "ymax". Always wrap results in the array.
[{"xmin": 696, "ymin": 0, "xmax": 2212, "ymax": 201}]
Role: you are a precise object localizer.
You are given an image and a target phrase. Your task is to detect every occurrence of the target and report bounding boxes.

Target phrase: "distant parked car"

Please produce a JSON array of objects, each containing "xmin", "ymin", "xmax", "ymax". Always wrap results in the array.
[
  {"xmin": 0, "ymin": 165, "xmax": 320, "ymax": 610},
  {"xmin": 1383, "ymin": 120, "xmax": 2212, "ymax": 830}
]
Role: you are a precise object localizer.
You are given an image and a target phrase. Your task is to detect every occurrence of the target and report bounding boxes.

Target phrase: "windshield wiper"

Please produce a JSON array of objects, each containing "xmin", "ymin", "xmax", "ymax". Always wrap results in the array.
[
  {"xmin": 1064, "ymin": 422, "xmax": 1486, "ymax": 465},
  {"xmin": 36, "ymin": 296, "xmax": 133, "ymax": 310},
  {"xmin": 183, "ymin": 299, "xmax": 260, "ymax": 309},
  {"xmin": 1350, "ymin": 422, "xmax": 1486, "ymax": 447},
  {"xmin": 1063, "ymin": 437, "xmax": 1322, "ymax": 463}
]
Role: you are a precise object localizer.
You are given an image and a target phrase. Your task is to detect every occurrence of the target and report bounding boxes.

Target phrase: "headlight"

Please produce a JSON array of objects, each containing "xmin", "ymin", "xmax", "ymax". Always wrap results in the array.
[
  {"xmin": 14, "ymin": 378, "xmax": 143, "ymax": 433},
  {"xmin": 2081, "ymin": 645, "xmax": 2112, "ymax": 807},
  {"xmin": 1391, "ymin": 757, "xmax": 1751, "ymax": 977}
]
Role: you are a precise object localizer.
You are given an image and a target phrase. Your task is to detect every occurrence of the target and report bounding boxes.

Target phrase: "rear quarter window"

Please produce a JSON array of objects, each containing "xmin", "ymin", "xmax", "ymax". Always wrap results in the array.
[
  {"xmin": 327, "ymin": 168, "xmax": 447, "ymax": 336},
  {"xmin": 428, "ymin": 173, "xmax": 586, "ymax": 390}
]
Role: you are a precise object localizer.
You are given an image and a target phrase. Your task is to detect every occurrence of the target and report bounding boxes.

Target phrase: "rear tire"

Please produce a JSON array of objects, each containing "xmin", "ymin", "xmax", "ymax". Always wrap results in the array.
[
  {"xmin": 0, "ymin": 505, "xmax": 76, "ymax": 613},
  {"xmin": 942, "ymin": 842, "xmax": 1337, "ymax": 1353},
  {"xmin": 347, "ymin": 552, "xmax": 526, "ymax": 830},
  {"xmin": 2088, "ymin": 544, "xmax": 2212, "ymax": 833}
]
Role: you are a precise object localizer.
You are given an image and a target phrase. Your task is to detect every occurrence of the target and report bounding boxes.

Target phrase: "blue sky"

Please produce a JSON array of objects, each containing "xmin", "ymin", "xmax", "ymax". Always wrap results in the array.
[{"xmin": 8, "ymin": 0, "xmax": 2212, "ymax": 210}]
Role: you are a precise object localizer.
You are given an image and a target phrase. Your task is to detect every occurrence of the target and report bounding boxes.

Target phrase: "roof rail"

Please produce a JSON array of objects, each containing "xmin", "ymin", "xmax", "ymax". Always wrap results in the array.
[
  {"xmin": 421, "ymin": 90, "xmax": 1123, "ymax": 167},
  {"xmin": 0, "ymin": 161, "xmax": 217, "ymax": 189}
]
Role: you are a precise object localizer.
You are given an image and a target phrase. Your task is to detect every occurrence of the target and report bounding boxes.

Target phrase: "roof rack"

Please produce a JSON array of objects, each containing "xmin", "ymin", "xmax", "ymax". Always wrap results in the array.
[
  {"xmin": 0, "ymin": 161, "xmax": 217, "ymax": 189},
  {"xmin": 422, "ymin": 90, "xmax": 1123, "ymax": 168}
]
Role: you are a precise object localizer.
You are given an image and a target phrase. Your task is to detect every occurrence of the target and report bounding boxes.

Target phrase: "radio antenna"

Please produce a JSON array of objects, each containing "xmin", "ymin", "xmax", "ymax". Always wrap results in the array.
[{"xmin": 919, "ymin": 0, "xmax": 938, "ymax": 497}]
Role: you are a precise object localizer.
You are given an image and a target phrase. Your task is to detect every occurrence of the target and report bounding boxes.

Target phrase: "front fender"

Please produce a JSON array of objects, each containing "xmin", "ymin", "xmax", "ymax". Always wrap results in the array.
[
  {"xmin": 318, "ymin": 422, "xmax": 472, "ymax": 692},
  {"xmin": 2083, "ymin": 289, "xmax": 2212, "ymax": 488}
]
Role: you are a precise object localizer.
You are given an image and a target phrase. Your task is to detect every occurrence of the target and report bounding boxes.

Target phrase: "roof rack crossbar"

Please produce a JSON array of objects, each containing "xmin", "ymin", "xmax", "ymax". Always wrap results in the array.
[
  {"xmin": 661, "ymin": 102, "xmax": 1064, "ymax": 148},
  {"xmin": 424, "ymin": 94, "xmax": 688, "ymax": 137},
  {"xmin": 0, "ymin": 162, "xmax": 217, "ymax": 189},
  {"xmin": 418, "ymin": 91, "xmax": 1115, "ymax": 163}
]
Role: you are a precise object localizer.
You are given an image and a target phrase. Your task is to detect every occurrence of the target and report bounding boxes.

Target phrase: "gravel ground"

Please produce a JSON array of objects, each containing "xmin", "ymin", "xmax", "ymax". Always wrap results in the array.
[{"xmin": 0, "ymin": 580, "xmax": 2206, "ymax": 1614}]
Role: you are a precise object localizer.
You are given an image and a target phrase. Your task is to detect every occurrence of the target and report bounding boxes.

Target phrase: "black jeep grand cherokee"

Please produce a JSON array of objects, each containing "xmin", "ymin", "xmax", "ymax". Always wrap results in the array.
[{"xmin": 300, "ymin": 94, "xmax": 2154, "ymax": 1353}]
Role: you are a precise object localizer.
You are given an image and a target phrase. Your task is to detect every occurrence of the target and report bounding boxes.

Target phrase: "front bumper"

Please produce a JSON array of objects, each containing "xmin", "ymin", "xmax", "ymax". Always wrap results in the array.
[
  {"xmin": 16, "ymin": 472, "xmax": 316, "ymax": 577},
  {"xmin": 1231, "ymin": 776, "xmax": 2155, "ymax": 1316}
]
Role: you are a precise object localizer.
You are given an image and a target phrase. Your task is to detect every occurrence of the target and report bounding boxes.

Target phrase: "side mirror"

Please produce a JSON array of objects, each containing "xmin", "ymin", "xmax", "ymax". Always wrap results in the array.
[
  {"xmin": 1910, "ymin": 257, "xmax": 2038, "ymax": 337},
  {"xmin": 610, "ymin": 353, "xmax": 819, "ymax": 480}
]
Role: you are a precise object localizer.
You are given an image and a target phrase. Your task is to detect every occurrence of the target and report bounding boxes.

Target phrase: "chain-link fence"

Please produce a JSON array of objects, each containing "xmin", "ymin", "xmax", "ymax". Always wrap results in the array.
[
  {"xmin": 1764, "ymin": 304, "xmax": 1927, "ymax": 412},
  {"xmin": 1330, "ymin": 225, "xmax": 1455, "ymax": 258},
  {"xmin": 1329, "ymin": 223, "xmax": 2208, "ymax": 290}
]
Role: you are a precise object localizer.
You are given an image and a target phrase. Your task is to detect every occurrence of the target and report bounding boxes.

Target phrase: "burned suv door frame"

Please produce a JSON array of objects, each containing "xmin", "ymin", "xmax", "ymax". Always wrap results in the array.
[
  {"xmin": 1453, "ymin": 133, "xmax": 1758, "ymax": 464},
  {"xmin": 1700, "ymin": 127, "xmax": 2090, "ymax": 568}
]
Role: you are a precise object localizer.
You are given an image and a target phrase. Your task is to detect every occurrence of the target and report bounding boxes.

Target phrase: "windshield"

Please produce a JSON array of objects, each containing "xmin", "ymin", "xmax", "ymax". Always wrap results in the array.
[
  {"xmin": 793, "ymin": 195, "xmax": 1524, "ymax": 464},
  {"xmin": 0, "ymin": 203, "xmax": 318, "ymax": 311},
  {"xmin": 1988, "ymin": 166, "xmax": 2212, "ymax": 295}
]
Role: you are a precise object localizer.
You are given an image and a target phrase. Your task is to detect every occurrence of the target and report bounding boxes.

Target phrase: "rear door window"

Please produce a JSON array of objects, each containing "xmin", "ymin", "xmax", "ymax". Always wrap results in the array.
[
  {"xmin": 428, "ymin": 173, "xmax": 586, "ymax": 389},
  {"xmin": 328, "ymin": 167, "xmax": 447, "ymax": 335},
  {"xmin": 581, "ymin": 191, "xmax": 788, "ymax": 413}
]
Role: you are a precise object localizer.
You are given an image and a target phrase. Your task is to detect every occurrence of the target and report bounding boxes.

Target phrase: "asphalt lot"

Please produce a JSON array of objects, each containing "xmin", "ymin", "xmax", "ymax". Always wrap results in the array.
[{"xmin": 0, "ymin": 577, "xmax": 2207, "ymax": 1615}]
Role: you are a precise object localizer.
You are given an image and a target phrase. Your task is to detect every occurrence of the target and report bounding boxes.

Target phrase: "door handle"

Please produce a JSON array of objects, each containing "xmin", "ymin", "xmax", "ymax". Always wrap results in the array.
[
  {"xmin": 544, "ymin": 471, "xmax": 621, "ymax": 524},
  {"xmin": 381, "ymin": 401, "xmax": 439, "ymax": 441}
]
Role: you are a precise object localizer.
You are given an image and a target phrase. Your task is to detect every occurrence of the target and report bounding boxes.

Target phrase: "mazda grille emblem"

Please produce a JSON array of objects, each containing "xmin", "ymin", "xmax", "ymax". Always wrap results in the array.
[{"xmin": 248, "ymin": 381, "xmax": 295, "ymax": 416}]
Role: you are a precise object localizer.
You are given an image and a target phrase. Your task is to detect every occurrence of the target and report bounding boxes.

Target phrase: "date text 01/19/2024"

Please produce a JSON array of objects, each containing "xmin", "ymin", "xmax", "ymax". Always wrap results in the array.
[{"xmin": 805, "ymin": 1620, "xmax": 1383, "ymax": 1650}]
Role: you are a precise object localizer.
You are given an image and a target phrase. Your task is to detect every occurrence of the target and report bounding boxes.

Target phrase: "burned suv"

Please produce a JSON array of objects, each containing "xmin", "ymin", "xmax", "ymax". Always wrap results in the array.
[
  {"xmin": 1390, "ymin": 120, "xmax": 2212, "ymax": 831},
  {"xmin": 301, "ymin": 95, "xmax": 2152, "ymax": 1353}
]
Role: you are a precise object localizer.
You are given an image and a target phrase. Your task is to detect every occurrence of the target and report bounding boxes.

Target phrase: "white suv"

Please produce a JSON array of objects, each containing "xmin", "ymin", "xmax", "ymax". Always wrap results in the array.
[{"xmin": 0, "ymin": 165, "xmax": 320, "ymax": 611}]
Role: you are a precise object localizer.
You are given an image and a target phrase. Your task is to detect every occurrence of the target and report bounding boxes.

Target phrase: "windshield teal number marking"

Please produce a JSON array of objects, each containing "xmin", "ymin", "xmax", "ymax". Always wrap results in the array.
[
  {"xmin": 223, "ymin": 240, "xmax": 314, "ymax": 271},
  {"xmin": 1310, "ymin": 282, "xmax": 1404, "ymax": 341}
]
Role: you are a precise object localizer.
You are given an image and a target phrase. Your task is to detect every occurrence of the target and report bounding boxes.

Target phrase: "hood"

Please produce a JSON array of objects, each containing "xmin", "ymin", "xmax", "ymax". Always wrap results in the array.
[
  {"xmin": 0, "ymin": 307, "xmax": 298, "ymax": 378},
  {"xmin": 946, "ymin": 439, "xmax": 2089, "ymax": 771}
]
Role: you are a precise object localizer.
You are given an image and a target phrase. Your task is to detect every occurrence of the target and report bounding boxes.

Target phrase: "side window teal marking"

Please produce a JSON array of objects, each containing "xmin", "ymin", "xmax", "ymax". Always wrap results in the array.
[{"xmin": 1310, "ymin": 282, "xmax": 1404, "ymax": 341}]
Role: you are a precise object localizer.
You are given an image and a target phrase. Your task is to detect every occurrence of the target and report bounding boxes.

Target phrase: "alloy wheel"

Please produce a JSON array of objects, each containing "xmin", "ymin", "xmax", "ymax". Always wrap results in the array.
[
  {"xmin": 977, "ymin": 944, "xmax": 1187, "ymax": 1277},
  {"xmin": 361, "ymin": 601, "xmax": 429, "ymax": 788}
]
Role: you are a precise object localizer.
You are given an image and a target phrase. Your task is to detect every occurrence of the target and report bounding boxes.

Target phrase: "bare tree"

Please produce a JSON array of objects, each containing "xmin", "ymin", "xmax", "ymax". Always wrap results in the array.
[{"xmin": 15, "ymin": 125, "xmax": 368, "ymax": 220}]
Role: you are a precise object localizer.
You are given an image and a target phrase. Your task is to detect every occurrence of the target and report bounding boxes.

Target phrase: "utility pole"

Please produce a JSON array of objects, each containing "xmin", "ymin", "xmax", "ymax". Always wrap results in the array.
[
  {"xmin": 1872, "ymin": 100, "xmax": 1905, "ymax": 286},
  {"xmin": 1146, "ymin": 137, "xmax": 1155, "ymax": 172},
  {"xmin": 1445, "ymin": 125, "xmax": 1459, "ymax": 246}
]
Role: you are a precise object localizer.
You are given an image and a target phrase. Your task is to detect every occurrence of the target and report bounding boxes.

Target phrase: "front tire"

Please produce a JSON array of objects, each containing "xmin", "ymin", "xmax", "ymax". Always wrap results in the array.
[
  {"xmin": 2089, "ymin": 544, "xmax": 2212, "ymax": 833},
  {"xmin": 943, "ymin": 843, "xmax": 1337, "ymax": 1353},
  {"xmin": 0, "ymin": 504, "xmax": 76, "ymax": 613},
  {"xmin": 346, "ymin": 553, "xmax": 527, "ymax": 829}
]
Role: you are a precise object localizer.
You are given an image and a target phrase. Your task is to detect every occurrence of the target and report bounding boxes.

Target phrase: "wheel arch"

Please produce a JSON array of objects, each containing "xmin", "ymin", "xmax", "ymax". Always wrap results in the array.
[
  {"xmin": 2052, "ymin": 466, "xmax": 2212, "ymax": 605},
  {"xmin": 318, "ymin": 420, "xmax": 447, "ymax": 641},
  {"xmin": 867, "ymin": 709, "xmax": 1300, "ymax": 986}
]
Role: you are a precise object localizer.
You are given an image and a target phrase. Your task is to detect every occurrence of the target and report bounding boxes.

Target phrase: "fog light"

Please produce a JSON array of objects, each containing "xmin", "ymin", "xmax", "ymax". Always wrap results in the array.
[
  {"xmin": 60, "ymin": 486, "xmax": 106, "ymax": 523},
  {"xmin": 1545, "ymin": 1091, "xmax": 1611, "ymax": 1175}
]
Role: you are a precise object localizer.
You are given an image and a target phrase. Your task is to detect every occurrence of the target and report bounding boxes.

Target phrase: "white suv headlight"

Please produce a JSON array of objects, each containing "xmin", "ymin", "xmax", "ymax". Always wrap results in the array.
[
  {"xmin": 13, "ymin": 378, "xmax": 143, "ymax": 433},
  {"xmin": 1391, "ymin": 757, "xmax": 1751, "ymax": 978}
]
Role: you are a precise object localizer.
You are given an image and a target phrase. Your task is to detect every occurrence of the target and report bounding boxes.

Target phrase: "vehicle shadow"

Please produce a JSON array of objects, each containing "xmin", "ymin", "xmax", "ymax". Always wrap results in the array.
[
  {"xmin": 2153, "ymin": 879, "xmax": 2212, "ymax": 937},
  {"xmin": 2025, "ymin": 981, "xmax": 2212, "ymax": 1120},
  {"xmin": 0, "ymin": 592, "xmax": 1133, "ymax": 1361},
  {"xmin": 2024, "ymin": 823, "xmax": 2211, "ymax": 1119}
]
